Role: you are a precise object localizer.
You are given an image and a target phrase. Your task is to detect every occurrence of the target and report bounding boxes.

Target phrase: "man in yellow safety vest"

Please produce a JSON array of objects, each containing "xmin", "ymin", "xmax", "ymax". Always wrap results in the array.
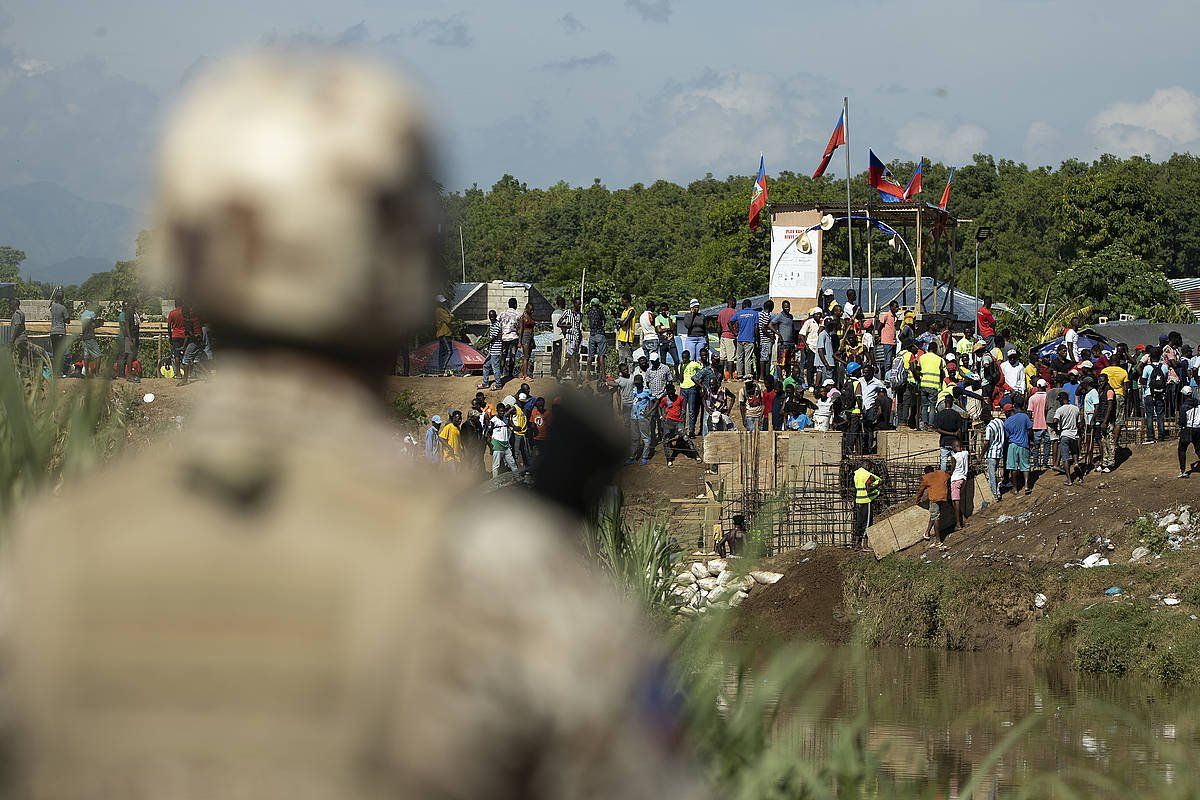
[
  {"xmin": 852, "ymin": 460, "xmax": 883, "ymax": 551},
  {"xmin": 917, "ymin": 347, "xmax": 945, "ymax": 429}
]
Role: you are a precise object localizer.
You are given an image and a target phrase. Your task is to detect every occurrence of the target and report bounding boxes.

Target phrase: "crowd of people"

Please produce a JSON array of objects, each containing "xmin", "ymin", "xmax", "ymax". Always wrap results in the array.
[{"xmin": 420, "ymin": 287, "xmax": 1200, "ymax": 485}]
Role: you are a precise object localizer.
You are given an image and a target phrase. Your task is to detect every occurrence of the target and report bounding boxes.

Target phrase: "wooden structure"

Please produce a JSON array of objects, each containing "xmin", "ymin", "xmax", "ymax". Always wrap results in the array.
[{"xmin": 769, "ymin": 202, "xmax": 972, "ymax": 317}]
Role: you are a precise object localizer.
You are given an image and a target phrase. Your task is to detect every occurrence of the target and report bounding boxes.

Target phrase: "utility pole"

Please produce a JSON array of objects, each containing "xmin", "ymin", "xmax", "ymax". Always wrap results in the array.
[{"xmin": 974, "ymin": 227, "xmax": 991, "ymax": 337}]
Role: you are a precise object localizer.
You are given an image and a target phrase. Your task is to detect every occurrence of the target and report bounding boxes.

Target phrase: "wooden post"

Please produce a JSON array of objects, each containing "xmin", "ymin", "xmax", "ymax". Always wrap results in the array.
[{"xmin": 915, "ymin": 206, "xmax": 924, "ymax": 316}]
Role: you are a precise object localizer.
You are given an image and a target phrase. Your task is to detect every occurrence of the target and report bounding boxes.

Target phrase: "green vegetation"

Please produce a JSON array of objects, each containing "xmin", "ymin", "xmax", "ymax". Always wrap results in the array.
[
  {"xmin": 440, "ymin": 154, "xmax": 1200, "ymax": 319},
  {"xmin": 0, "ymin": 350, "xmax": 127, "ymax": 531}
]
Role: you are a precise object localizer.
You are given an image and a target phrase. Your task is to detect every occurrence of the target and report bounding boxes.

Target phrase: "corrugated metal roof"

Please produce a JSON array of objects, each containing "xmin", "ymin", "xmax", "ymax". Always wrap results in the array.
[{"xmin": 1169, "ymin": 277, "xmax": 1200, "ymax": 292}]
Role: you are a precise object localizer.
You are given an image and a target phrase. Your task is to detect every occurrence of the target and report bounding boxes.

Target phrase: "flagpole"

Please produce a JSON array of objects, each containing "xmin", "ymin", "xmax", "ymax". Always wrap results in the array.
[{"xmin": 843, "ymin": 96, "xmax": 854, "ymax": 284}]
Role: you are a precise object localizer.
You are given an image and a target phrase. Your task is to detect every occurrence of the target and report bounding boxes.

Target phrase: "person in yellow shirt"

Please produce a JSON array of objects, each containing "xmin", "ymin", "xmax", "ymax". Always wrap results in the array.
[
  {"xmin": 438, "ymin": 409, "xmax": 463, "ymax": 466},
  {"xmin": 434, "ymin": 294, "xmax": 454, "ymax": 375},
  {"xmin": 1101, "ymin": 363, "xmax": 1129, "ymax": 421},
  {"xmin": 615, "ymin": 291, "xmax": 637, "ymax": 367}
]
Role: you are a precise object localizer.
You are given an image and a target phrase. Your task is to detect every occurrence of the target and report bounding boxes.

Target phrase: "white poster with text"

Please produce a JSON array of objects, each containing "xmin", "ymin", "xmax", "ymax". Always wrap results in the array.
[{"xmin": 769, "ymin": 225, "xmax": 820, "ymax": 298}]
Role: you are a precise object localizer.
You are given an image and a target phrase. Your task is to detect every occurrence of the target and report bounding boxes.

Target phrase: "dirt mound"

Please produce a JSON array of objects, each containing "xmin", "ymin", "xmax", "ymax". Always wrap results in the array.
[
  {"xmin": 913, "ymin": 440, "xmax": 1191, "ymax": 568},
  {"xmin": 733, "ymin": 547, "xmax": 856, "ymax": 645}
]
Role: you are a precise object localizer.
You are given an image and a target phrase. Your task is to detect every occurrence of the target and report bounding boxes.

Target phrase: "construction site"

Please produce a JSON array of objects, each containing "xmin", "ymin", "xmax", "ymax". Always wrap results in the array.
[{"xmin": 667, "ymin": 413, "xmax": 1185, "ymax": 562}]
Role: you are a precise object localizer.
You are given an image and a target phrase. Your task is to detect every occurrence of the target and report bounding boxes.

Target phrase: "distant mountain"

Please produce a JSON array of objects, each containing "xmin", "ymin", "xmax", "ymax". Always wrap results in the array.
[{"xmin": 0, "ymin": 182, "xmax": 139, "ymax": 283}]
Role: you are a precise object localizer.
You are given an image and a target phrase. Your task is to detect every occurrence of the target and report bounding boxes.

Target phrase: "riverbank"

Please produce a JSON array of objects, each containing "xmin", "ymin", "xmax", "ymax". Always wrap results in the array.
[{"xmin": 734, "ymin": 439, "xmax": 1200, "ymax": 683}]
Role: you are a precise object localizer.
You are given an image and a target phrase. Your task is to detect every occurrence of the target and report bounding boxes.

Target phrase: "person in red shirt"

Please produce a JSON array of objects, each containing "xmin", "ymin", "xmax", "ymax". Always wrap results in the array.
[
  {"xmin": 529, "ymin": 396, "xmax": 551, "ymax": 456},
  {"xmin": 717, "ymin": 296, "xmax": 738, "ymax": 380},
  {"xmin": 166, "ymin": 300, "xmax": 187, "ymax": 377},
  {"xmin": 977, "ymin": 295, "xmax": 996, "ymax": 347},
  {"xmin": 658, "ymin": 384, "xmax": 698, "ymax": 466}
]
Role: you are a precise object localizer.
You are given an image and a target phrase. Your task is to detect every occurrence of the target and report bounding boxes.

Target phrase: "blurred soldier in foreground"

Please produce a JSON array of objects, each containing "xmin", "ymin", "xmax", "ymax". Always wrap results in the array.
[{"xmin": 5, "ymin": 52, "xmax": 701, "ymax": 799}]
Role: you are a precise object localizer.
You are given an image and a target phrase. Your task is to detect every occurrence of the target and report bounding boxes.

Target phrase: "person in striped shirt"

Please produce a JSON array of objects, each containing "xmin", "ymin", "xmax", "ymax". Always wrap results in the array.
[
  {"xmin": 479, "ymin": 309, "xmax": 503, "ymax": 390},
  {"xmin": 983, "ymin": 405, "xmax": 1006, "ymax": 503},
  {"xmin": 757, "ymin": 300, "xmax": 775, "ymax": 382}
]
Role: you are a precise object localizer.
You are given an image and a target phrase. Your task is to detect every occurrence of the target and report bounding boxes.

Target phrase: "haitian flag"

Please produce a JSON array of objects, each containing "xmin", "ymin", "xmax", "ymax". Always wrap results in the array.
[
  {"xmin": 938, "ymin": 167, "xmax": 955, "ymax": 210},
  {"xmin": 749, "ymin": 154, "xmax": 768, "ymax": 230},
  {"xmin": 868, "ymin": 149, "xmax": 907, "ymax": 202},
  {"xmin": 903, "ymin": 160, "xmax": 923, "ymax": 200},
  {"xmin": 812, "ymin": 111, "xmax": 846, "ymax": 179}
]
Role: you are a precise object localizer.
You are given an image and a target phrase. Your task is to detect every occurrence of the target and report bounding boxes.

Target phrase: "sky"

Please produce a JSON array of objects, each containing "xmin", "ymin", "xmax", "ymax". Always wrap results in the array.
[{"xmin": 1, "ymin": 0, "xmax": 1199, "ymax": 210}]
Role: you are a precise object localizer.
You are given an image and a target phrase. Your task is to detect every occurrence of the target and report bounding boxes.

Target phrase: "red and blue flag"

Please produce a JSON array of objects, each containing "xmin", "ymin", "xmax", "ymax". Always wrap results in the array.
[
  {"xmin": 868, "ymin": 149, "xmax": 907, "ymax": 202},
  {"xmin": 903, "ymin": 160, "xmax": 923, "ymax": 200},
  {"xmin": 812, "ymin": 111, "xmax": 846, "ymax": 179},
  {"xmin": 749, "ymin": 154, "xmax": 768, "ymax": 230},
  {"xmin": 938, "ymin": 167, "xmax": 955, "ymax": 210}
]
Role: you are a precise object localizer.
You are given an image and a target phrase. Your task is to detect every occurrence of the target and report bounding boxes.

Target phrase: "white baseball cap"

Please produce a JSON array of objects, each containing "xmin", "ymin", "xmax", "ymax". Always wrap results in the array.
[
  {"xmin": 431, "ymin": 415, "xmax": 442, "ymax": 424},
  {"xmin": 1079, "ymin": 360, "xmax": 1094, "ymax": 368},
  {"xmin": 1183, "ymin": 386, "xmax": 1194, "ymax": 395},
  {"xmin": 1036, "ymin": 378, "xmax": 1047, "ymax": 387},
  {"xmin": 946, "ymin": 353, "xmax": 956, "ymax": 362},
  {"xmin": 502, "ymin": 395, "xmax": 517, "ymax": 405},
  {"xmin": 822, "ymin": 378, "xmax": 836, "ymax": 387},
  {"xmin": 1006, "ymin": 348, "xmax": 1017, "ymax": 356},
  {"xmin": 649, "ymin": 352, "xmax": 661, "ymax": 361},
  {"xmin": 689, "ymin": 298, "xmax": 700, "ymax": 307}
]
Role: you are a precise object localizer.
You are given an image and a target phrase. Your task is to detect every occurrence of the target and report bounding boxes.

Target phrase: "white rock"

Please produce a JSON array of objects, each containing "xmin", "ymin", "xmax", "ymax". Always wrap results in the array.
[
  {"xmin": 729, "ymin": 575, "xmax": 756, "ymax": 593},
  {"xmin": 675, "ymin": 571, "xmax": 697, "ymax": 586},
  {"xmin": 690, "ymin": 594, "xmax": 702, "ymax": 608},
  {"xmin": 678, "ymin": 606, "xmax": 698, "ymax": 617},
  {"xmin": 1160, "ymin": 514, "xmax": 1177, "ymax": 527},
  {"xmin": 716, "ymin": 570, "xmax": 734, "ymax": 587},
  {"xmin": 1081, "ymin": 553, "xmax": 1110, "ymax": 568},
  {"xmin": 800, "ymin": 541, "xmax": 818, "ymax": 551},
  {"xmin": 730, "ymin": 590, "xmax": 750, "ymax": 608},
  {"xmin": 697, "ymin": 577, "xmax": 719, "ymax": 591},
  {"xmin": 1180, "ymin": 511, "xmax": 1192, "ymax": 526},
  {"xmin": 709, "ymin": 586, "xmax": 728, "ymax": 603},
  {"xmin": 690, "ymin": 563, "xmax": 709, "ymax": 579},
  {"xmin": 707, "ymin": 559, "xmax": 728, "ymax": 576},
  {"xmin": 750, "ymin": 571, "xmax": 784, "ymax": 585},
  {"xmin": 1130, "ymin": 546, "xmax": 1151, "ymax": 563},
  {"xmin": 1165, "ymin": 597, "xmax": 1182, "ymax": 606},
  {"xmin": 1167, "ymin": 524, "xmax": 1184, "ymax": 535},
  {"xmin": 1034, "ymin": 593, "xmax": 1048, "ymax": 609}
]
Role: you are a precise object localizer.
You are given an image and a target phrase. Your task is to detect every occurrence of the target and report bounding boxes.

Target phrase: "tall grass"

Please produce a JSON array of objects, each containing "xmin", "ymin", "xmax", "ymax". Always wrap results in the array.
[{"xmin": 0, "ymin": 349, "xmax": 127, "ymax": 531}]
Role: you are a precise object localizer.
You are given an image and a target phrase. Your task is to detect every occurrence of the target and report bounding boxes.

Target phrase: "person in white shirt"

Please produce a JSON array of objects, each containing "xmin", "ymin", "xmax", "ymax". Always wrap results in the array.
[
  {"xmin": 638, "ymin": 300, "xmax": 659, "ymax": 354},
  {"xmin": 949, "ymin": 438, "xmax": 970, "ymax": 529},
  {"xmin": 549, "ymin": 296, "xmax": 565, "ymax": 377},
  {"xmin": 1063, "ymin": 324, "xmax": 1079, "ymax": 362},
  {"xmin": 999, "ymin": 348, "xmax": 1028, "ymax": 398}
]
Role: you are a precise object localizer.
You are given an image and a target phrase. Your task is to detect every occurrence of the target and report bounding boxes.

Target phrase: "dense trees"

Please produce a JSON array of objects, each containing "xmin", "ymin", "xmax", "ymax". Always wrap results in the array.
[
  {"xmin": 441, "ymin": 154, "xmax": 1200, "ymax": 320},
  {"xmin": 3, "ymin": 153, "xmax": 1198, "ymax": 327}
]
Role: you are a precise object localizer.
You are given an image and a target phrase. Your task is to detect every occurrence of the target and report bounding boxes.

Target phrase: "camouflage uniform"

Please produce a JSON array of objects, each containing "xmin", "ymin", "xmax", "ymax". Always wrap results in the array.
[{"xmin": 4, "ymin": 53, "xmax": 704, "ymax": 800}]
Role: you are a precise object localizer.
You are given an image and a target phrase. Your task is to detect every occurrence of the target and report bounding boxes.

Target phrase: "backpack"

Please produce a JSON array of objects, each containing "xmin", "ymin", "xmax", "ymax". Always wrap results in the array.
[
  {"xmin": 888, "ymin": 355, "xmax": 906, "ymax": 389},
  {"xmin": 1149, "ymin": 364, "xmax": 1168, "ymax": 395}
]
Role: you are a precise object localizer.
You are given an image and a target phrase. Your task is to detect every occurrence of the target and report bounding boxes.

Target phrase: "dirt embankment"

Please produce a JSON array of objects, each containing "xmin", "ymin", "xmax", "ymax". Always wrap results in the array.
[{"xmin": 732, "ymin": 440, "xmax": 1200, "ymax": 673}]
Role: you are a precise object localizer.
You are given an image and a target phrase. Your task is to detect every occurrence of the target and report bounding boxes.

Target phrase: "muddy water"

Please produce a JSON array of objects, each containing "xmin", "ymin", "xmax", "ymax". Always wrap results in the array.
[{"xmin": 792, "ymin": 648, "xmax": 1198, "ymax": 794}]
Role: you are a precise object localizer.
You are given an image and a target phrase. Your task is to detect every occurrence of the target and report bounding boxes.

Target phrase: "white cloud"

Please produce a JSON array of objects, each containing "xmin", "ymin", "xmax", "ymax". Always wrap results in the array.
[
  {"xmin": 628, "ymin": 70, "xmax": 835, "ymax": 181},
  {"xmin": 625, "ymin": 0, "xmax": 671, "ymax": 23},
  {"xmin": 895, "ymin": 117, "xmax": 988, "ymax": 164},
  {"xmin": 1022, "ymin": 120, "xmax": 1062, "ymax": 165},
  {"xmin": 1088, "ymin": 87, "xmax": 1200, "ymax": 158}
]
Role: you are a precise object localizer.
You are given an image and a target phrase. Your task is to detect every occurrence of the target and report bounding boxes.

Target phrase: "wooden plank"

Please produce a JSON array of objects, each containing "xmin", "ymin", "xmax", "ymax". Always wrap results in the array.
[
  {"xmin": 867, "ymin": 503, "xmax": 950, "ymax": 559},
  {"xmin": 702, "ymin": 431, "xmax": 741, "ymax": 464},
  {"xmin": 786, "ymin": 430, "xmax": 844, "ymax": 466}
]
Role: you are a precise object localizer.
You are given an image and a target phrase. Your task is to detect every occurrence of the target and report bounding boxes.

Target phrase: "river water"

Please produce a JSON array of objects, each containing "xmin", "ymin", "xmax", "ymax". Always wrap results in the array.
[{"xmin": 790, "ymin": 648, "xmax": 1199, "ymax": 796}]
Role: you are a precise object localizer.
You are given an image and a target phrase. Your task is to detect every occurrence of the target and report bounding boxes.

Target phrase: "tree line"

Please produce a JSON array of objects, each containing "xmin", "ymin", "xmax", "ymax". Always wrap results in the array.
[
  {"xmin": 439, "ymin": 153, "xmax": 1199, "ymax": 318},
  {"xmin": 2, "ymin": 153, "xmax": 1195, "ymax": 325}
]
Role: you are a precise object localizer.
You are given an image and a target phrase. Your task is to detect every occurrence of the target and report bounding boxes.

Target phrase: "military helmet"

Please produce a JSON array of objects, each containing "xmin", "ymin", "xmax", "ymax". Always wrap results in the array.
[{"xmin": 147, "ymin": 51, "xmax": 441, "ymax": 352}]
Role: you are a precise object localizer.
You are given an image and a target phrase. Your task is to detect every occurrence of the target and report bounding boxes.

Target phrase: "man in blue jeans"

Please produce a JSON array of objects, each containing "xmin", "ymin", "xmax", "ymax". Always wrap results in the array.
[
  {"xmin": 1141, "ymin": 347, "xmax": 1169, "ymax": 442},
  {"xmin": 479, "ymin": 309, "xmax": 502, "ymax": 389}
]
